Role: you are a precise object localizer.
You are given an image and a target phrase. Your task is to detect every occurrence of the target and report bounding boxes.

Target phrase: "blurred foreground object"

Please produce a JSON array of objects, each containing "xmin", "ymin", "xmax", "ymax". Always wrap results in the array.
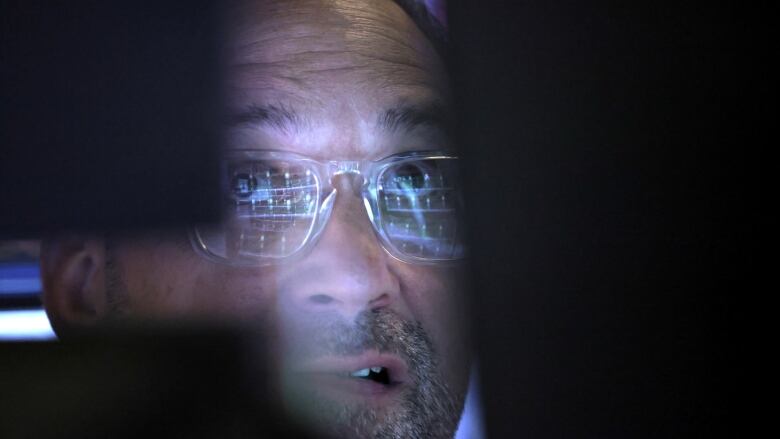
[
  {"xmin": 0, "ymin": 0, "xmax": 223, "ymax": 237},
  {"xmin": 449, "ymin": 0, "xmax": 739, "ymax": 437},
  {"xmin": 0, "ymin": 324, "xmax": 312, "ymax": 438}
]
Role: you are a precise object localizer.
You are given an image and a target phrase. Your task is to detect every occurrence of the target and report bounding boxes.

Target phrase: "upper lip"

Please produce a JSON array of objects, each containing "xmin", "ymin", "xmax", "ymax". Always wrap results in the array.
[{"xmin": 293, "ymin": 350, "xmax": 409, "ymax": 384}]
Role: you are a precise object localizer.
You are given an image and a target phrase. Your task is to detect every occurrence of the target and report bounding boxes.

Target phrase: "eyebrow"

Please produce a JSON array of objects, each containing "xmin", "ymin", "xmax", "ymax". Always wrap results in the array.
[
  {"xmin": 228, "ymin": 103, "xmax": 307, "ymax": 134},
  {"xmin": 377, "ymin": 103, "xmax": 451, "ymax": 135},
  {"xmin": 229, "ymin": 102, "xmax": 451, "ymax": 136}
]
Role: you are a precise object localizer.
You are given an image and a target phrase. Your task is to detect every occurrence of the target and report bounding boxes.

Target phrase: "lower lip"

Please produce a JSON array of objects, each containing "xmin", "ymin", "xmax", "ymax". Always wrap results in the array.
[{"xmin": 297, "ymin": 372, "xmax": 404, "ymax": 403}]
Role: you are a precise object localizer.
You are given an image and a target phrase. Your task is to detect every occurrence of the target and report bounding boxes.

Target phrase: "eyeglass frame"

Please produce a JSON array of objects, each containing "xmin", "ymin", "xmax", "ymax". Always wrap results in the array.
[{"xmin": 189, "ymin": 149, "xmax": 465, "ymax": 266}]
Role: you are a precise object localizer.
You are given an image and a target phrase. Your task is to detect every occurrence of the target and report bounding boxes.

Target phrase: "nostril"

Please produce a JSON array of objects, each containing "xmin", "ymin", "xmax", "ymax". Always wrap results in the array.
[{"xmin": 308, "ymin": 294, "xmax": 334, "ymax": 305}]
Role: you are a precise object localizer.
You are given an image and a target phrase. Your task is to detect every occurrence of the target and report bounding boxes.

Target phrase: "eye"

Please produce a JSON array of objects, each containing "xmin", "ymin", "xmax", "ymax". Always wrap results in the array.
[
  {"xmin": 385, "ymin": 161, "xmax": 438, "ymax": 190},
  {"xmin": 227, "ymin": 160, "xmax": 316, "ymax": 205},
  {"xmin": 231, "ymin": 173, "xmax": 257, "ymax": 198}
]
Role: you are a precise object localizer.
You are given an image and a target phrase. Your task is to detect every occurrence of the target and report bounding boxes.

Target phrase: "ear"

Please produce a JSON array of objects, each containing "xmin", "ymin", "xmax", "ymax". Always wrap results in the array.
[{"xmin": 39, "ymin": 235, "xmax": 107, "ymax": 335}]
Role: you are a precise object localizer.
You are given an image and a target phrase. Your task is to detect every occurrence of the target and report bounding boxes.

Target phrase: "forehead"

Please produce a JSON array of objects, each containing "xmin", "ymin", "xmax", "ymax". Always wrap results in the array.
[{"xmin": 224, "ymin": 0, "xmax": 451, "ymax": 159}]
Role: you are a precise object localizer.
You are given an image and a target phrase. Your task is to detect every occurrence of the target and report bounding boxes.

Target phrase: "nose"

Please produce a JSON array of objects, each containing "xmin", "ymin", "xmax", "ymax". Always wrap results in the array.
[{"xmin": 278, "ymin": 174, "xmax": 401, "ymax": 321}]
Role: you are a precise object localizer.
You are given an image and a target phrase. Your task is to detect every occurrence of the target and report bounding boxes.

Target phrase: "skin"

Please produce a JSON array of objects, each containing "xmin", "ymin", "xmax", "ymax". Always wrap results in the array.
[{"xmin": 41, "ymin": 1, "xmax": 470, "ymax": 437}]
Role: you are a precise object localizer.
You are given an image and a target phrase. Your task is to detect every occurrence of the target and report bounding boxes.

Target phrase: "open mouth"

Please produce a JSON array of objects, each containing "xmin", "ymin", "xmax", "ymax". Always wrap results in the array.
[
  {"xmin": 290, "ymin": 352, "xmax": 408, "ymax": 401},
  {"xmin": 349, "ymin": 366, "xmax": 391, "ymax": 385}
]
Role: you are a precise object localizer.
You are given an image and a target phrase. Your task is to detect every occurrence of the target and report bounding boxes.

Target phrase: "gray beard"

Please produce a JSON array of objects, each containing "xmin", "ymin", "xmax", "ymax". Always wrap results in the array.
[{"xmin": 281, "ymin": 310, "xmax": 465, "ymax": 439}]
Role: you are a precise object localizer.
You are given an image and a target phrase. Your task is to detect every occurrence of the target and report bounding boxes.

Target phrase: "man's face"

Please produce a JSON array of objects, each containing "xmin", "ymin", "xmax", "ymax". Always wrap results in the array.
[{"xmin": 48, "ymin": 1, "xmax": 470, "ymax": 437}]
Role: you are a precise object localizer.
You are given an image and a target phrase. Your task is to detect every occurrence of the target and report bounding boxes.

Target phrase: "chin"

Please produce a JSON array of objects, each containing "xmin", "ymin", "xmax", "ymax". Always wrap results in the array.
[{"xmin": 276, "ymin": 310, "xmax": 466, "ymax": 439}]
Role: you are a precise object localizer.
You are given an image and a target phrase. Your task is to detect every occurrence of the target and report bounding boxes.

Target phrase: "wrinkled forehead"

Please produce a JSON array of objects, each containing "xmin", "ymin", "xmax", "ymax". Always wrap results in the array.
[
  {"xmin": 224, "ymin": 0, "xmax": 449, "ymax": 130},
  {"xmin": 225, "ymin": 0, "xmax": 447, "ymax": 95}
]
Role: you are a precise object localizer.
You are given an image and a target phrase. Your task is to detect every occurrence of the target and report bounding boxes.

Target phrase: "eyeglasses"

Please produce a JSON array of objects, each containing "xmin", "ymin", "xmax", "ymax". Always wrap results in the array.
[{"xmin": 190, "ymin": 150, "xmax": 466, "ymax": 265}]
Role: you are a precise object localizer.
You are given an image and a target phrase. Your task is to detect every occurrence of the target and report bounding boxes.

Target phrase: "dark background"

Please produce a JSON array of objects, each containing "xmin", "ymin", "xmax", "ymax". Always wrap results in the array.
[
  {"xmin": 2, "ymin": 0, "xmax": 743, "ymax": 437},
  {"xmin": 1, "ymin": 0, "xmax": 223, "ymax": 236},
  {"xmin": 449, "ymin": 1, "xmax": 743, "ymax": 437}
]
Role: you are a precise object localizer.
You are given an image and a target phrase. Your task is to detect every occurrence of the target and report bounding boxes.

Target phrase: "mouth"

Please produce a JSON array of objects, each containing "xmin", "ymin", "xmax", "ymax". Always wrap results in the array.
[
  {"xmin": 348, "ymin": 365, "xmax": 392, "ymax": 384},
  {"xmin": 290, "ymin": 351, "xmax": 409, "ymax": 403}
]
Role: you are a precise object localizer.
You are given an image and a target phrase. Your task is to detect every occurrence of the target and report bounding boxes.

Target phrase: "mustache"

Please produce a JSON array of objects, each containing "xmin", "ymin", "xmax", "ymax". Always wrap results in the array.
[{"xmin": 282, "ymin": 309, "xmax": 437, "ymax": 376}]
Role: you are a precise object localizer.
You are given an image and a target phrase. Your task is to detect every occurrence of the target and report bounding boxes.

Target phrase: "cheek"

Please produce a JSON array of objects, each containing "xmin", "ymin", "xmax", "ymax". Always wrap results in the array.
[
  {"xmin": 214, "ymin": 267, "xmax": 281, "ymax": 321},
  {"xmin": 115, "ymin": 240, "xmax": 279, "ymax": 321},
  {"xmin": 396, "ymin": 265, "xmax": 471, "ymax": 377}
]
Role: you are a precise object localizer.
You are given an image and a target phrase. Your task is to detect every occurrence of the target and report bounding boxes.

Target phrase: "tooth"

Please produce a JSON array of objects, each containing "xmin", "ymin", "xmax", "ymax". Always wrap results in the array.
[
  {"xmin": 370, "ymin": 366, "xmax": 383, "ymax": 373},
  {"xmin": 351, "ymin": 368, "xmax": 370, "ymax": 378}
]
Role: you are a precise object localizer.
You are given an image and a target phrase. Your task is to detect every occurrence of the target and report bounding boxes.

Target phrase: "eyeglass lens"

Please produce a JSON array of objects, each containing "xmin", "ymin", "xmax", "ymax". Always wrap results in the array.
[
  {"xmin": 198, "ymin": 159, "xmax": 320, "ymax": 260},
  {"xmin": 377, "ymin": 159, "xmax": 463, "ymax": 260}
]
